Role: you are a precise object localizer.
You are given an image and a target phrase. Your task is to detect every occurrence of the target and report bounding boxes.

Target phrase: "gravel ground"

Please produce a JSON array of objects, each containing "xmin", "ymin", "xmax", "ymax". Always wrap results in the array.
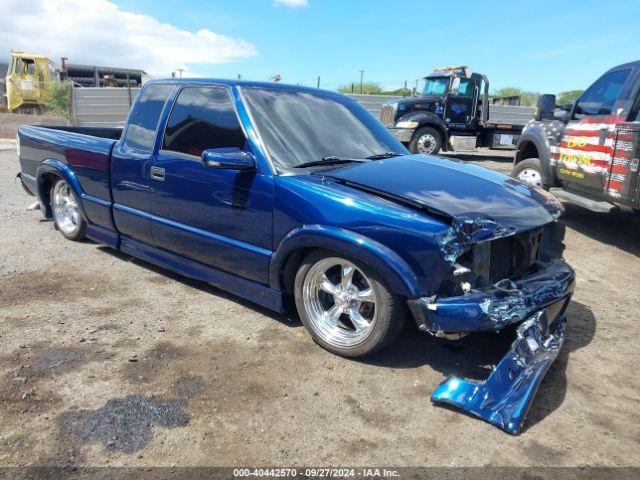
[{"xmin": 1, "ymin": 142, "xmax": 639, "ymax": 468}]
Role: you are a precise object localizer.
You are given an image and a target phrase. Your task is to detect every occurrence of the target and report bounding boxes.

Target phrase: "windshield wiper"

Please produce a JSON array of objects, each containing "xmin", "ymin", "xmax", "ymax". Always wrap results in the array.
[
  {"xmin": 294, "ymin": 156, "xmax": 366, "ymax": 169},
  {"xmin": 365, "ymin": 152, "xmax": 403, "ymax": 160}
]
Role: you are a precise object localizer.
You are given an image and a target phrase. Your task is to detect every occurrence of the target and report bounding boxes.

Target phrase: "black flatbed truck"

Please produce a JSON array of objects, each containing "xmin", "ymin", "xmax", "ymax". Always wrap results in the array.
[{"xmin": 380, "ymin": 66, "xmax": 534, "ymax": 155}]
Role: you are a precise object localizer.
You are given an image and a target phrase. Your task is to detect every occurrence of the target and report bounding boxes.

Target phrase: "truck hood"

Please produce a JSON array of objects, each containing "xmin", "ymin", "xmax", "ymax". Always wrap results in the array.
[{"xmin": 316, "ymin": 154, "xmax": 562, "ymax": 242}]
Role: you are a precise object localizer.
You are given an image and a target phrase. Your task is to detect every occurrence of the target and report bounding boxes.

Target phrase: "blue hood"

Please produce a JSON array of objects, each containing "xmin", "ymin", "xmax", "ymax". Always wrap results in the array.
[{"xmin": 317, "ymin": 154, "xmax": 562, "ymax": 235}]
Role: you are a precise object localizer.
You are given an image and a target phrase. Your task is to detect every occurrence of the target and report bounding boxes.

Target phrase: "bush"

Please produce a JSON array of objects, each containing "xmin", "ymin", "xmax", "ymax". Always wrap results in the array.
[{"xmin": 45, "ymin": 81, "xmax": 72, "ymax": 117}]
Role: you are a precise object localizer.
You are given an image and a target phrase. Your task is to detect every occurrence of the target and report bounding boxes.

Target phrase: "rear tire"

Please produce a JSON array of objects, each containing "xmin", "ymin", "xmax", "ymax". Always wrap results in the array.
[
  {"xmin": 294, "ymin": 250, "xmax": 405, "ymax": 358},
  {"xmin": 512, "ymin": 158, "xmax": 543, "ymax": 188},
  {"xmin": 50, "ymin": 179, "xmax": 87, "ymax": 241},
  {"xmin": 409, "ymin": 127, "xmax": 442, "ymax": 155}
]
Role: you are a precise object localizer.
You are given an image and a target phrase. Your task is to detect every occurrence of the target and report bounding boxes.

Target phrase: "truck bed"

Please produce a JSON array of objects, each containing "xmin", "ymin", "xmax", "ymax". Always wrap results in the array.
[
  {"xmin": 18, "ymin": 124, "xmax": 122, "ymax": 237},
  {"xmin": 487, "ymin": 105, "xmax": 536, "ymax": 126}
]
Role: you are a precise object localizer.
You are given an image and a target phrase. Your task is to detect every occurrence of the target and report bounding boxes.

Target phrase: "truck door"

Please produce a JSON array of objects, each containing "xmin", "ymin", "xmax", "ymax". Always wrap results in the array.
[
  {"xmin": 111, "ymin": 83, "xmax": 174, "ymax": 244},
  {"xmin": 149, "ymin": 85, "xmax": 273, "ymax": 285},
  {"xmin": 605, "ymin": 123, "xmax": 640, "ymax": 205},
  {"xmin": 552, "ymin": 67, "xmax": 632, "ymax": 194},
  {"xmin": 443, "ymin": 78, "xmax": 477, "ymax": 129}
]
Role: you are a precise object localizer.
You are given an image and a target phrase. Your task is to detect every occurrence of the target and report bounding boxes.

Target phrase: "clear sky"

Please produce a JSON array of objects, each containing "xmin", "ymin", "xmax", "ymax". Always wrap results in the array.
[{"xmin": 2, "ymin": 0, "xmax": 639, "ymax": 94}]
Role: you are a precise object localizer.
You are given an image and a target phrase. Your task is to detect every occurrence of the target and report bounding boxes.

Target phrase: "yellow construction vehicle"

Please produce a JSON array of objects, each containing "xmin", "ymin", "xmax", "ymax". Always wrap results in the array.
[{"xmin": 5, "ymin": 51, "xmax": 59, "ymax": 112}]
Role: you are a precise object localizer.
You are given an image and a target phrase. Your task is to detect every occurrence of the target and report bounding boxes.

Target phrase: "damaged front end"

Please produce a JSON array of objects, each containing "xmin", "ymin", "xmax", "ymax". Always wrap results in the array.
[{"xmin": 409, "ymin": 215, "xmax": 575, "ymax": 435}]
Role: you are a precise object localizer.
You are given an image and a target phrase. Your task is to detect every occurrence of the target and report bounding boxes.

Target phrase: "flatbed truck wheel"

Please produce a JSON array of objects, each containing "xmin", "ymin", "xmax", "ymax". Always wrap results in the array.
[{"xmin": 409, "ymin": 127, "xmax": 442, "ymax": 155}]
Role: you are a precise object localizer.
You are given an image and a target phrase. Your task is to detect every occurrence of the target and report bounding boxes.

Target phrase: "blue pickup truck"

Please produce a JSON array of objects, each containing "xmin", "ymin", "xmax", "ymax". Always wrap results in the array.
[{"xmin": 17, "ymin": 79, "xmax": 574, "ymax": 434}]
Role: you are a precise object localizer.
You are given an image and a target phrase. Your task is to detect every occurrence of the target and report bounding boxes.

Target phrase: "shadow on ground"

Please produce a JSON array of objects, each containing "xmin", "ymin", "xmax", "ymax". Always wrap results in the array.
[
  {"xmin": 561, "ymin": 204, "xmax": 640, "ymax": 257},
  {"xmin": 97, "ymin": 246, "xmax": 300, "ymax": 327}
]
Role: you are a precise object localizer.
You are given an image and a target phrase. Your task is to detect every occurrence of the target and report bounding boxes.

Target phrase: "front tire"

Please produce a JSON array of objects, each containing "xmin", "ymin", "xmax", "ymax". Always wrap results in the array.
[
  {"xmin": 409, "ymin": 127, "xmax": 442, "ymax": 155},
  {"xmin": 512, "ymin": 158, "xmax": 543, "ymax": 188},
  {"xmin": 294, "ymin": 250, "xmax": 405, "ymax": 358},
  {"xmin": 50, "ymin": 179, "xmax": 87, "ymax": 241}
]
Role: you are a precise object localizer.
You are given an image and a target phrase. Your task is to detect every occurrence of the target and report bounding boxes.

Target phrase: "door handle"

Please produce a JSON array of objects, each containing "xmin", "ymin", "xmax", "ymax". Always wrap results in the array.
[{"xmin": 150, "ymin": 166, "xmax": 165, "ymax": 181}]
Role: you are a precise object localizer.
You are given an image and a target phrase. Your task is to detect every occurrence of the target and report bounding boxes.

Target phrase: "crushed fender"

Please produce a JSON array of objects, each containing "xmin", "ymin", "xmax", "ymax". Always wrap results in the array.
[
  {"xmin": 431, "ymin": 304, "xmax": 567, "ymax": 435},
  {"xmin": 439, "ymin": 216, "xmax": 516, "ymax": 264}
]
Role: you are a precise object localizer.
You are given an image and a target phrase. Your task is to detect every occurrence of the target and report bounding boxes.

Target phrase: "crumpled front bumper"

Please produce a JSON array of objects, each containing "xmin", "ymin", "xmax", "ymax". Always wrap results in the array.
[
  {"xmin": 431, "ymin": 303, "xmax": 568, "ymax": 434},
  {"xmin": 408, "ymin": 259, "xmax": 575, "ymax": 334},
  {"xmin": 407, "ymin": 259, "xmax": 575, "ymax": 434}
]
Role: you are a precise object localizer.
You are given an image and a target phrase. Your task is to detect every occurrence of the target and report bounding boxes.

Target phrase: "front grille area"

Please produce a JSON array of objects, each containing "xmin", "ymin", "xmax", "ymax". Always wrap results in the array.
[
  {"xmin": 439, "ymin": 228, "xmax": 545, "ymax": 296},
  {"xmin": 486, "ymin": 229, "xmax": 542, "ymax": 283},
  {"xmin": 380, "ymin": 104, "xmax": 395, "ymax": 126}
]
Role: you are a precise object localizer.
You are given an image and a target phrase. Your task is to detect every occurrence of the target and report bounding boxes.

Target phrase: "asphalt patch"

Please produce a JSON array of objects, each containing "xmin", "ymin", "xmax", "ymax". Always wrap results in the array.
[{"xmin": 58, "ymin": 394, "xmax": 189, "ymax": 453}]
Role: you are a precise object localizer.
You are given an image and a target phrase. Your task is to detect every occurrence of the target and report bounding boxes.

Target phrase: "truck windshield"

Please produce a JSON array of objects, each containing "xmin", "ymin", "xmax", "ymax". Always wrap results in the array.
[
  {"xmin": 242, "ymin": 87, "xmax": 408, "ymax": 169},
  {"xmin": 422, "ymin": 77, "xmax": 449, "ymax": 96}
]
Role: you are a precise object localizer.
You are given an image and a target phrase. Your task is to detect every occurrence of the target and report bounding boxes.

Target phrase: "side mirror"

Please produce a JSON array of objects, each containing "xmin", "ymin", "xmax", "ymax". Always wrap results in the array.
[
  {"xmin": 536, "ymin": 94, "xmax": 556, "ymax": 121},
  {"xmin": 201, "ymin": 147, "xmax": 256, "ymax": 171}
]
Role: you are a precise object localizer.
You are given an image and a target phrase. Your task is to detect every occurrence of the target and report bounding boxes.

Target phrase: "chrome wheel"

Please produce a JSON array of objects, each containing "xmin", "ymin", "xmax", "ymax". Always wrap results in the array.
[
  {"xmin": 52, "ymin": 181, "xmax": 80, "ymax": 235},
  {"xmin": 516, "ymin": 168, "xmax": 542, "ymax": 187},
  {"xmin": 416, "ymin": 133, "xmax": 437, "ymax": 154},
  {"xmin": 302, "ymin": 257, "xmax": 378, "ymax": 348}
]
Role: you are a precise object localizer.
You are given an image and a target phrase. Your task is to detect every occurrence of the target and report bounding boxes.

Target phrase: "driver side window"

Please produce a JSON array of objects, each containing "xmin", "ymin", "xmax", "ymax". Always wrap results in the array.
[
  {"xmin": 457, "ymin": 79, "xmax": 476, "ymax": 98},
  {"xmin": 162, "ymin": 86, "xmax": 247, "ymax": 158},
  {"xmin": 574, "ymin": 68, "xmax": 631, "ymax": 118}
]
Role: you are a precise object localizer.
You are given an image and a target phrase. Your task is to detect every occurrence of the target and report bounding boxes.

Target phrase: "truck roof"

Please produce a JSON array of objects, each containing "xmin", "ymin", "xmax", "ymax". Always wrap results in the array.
[
  {"xmin": 605, "ymin": 59, "xmax": 640, "ymax": 72},
  {"xmin": 11, "ymin": 52, "xmax": 51, "ymax": 60},
  {"xmin": 144, "ymin": 78, "xmax": 343, "ymax": 97}
]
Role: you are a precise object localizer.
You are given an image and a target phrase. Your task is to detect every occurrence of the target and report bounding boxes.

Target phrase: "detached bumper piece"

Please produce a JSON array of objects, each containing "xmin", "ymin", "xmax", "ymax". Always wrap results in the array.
[{"xmin": 431, "ymin": 300, "xmax": 568, "ymax": 435}]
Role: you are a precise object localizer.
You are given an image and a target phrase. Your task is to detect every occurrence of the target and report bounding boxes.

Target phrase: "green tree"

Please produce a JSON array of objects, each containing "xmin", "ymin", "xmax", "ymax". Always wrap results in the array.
[
  {"xmin": 491, "ymin": 87, "xmax": 540, "ymax": 107},
  {"xmin": 556, "ymin": 89, "xmax": 584, "ymax": 105},
  {"xmin": 338, "ymin": 81, "xmax": 383, "ymax": 95}
]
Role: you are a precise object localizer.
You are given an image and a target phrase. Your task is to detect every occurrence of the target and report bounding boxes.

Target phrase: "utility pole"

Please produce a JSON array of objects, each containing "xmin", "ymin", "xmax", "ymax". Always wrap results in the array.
[
  {"xmin": 317, "ymin": 76, "xmax": 320, "ymax": 89},
  {"xmin": 359, "ymin": 70, "xmax": 365, "ymax": 94}
]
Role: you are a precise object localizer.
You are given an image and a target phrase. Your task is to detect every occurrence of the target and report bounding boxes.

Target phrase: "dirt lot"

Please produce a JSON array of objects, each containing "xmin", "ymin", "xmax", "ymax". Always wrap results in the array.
[{"xmin": 1, "ymin": 143, "xmax": 639, "ymax": 468}]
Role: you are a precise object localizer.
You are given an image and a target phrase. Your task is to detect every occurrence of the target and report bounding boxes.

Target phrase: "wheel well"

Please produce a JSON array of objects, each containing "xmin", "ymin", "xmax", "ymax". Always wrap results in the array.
[
  {"xmin": 414, "ymin": 124, "xmax": 445, "ymax": 140},
  {"xmin": 280, "ymin": 248, "xmax": 313, "ymax": 295},
  {"xmin": 39, "ymin": 172, "xmax": 60, "ymax": 219},
  {"xmin": 515, "ymin": 141, "xmax": 539, "ymax": 164}
]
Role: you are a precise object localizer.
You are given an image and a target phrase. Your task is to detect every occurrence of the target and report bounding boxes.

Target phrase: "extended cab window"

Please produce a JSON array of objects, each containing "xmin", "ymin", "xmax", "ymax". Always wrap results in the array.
[
  {"xmin": 123, "ymin": 84, "xmax": 173, "ymax": 151},
  {"xmin": 574, "ymin": 68, "xmax": 631, "ymax": 118},
  {"xmin": 162, "ymin": 86, "xmax": 246, "ymax": 157}
]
